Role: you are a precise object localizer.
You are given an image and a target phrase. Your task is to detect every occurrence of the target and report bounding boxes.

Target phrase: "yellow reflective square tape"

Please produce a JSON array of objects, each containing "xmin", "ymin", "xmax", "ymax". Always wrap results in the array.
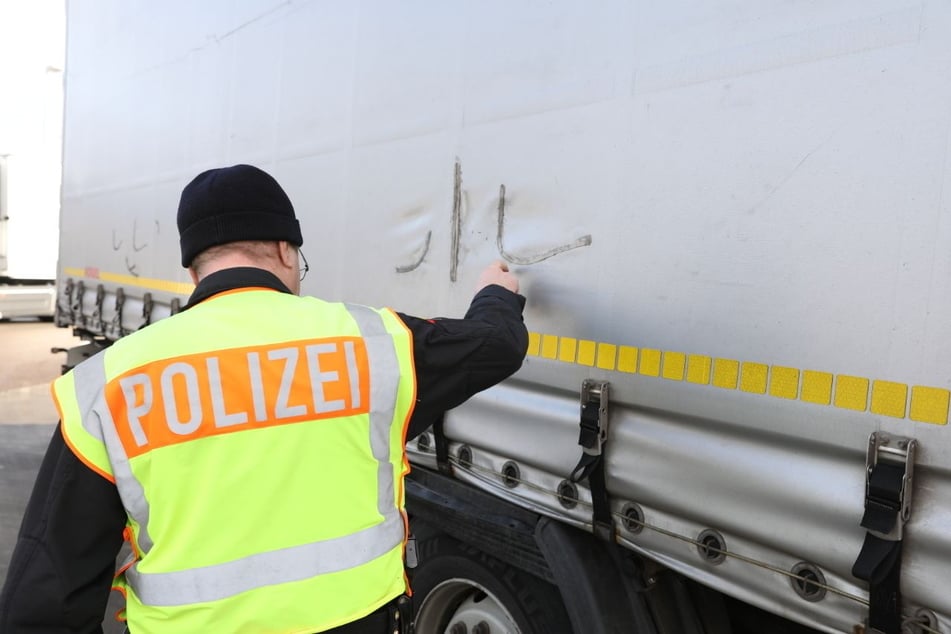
[
  {"xmin": 527, "ymin": 333, "xmax": 541, "ymax": 356},
  {"xmin": 909, "ymin": 386, "xmax": 950, "ymax": 425},
  {"xmin": 559, "ymin": 337, "xmax": 578, "ymax": 363},
  {"xmin": 617, "ymin": 346, "xmax": 638, "ymax": 373},
  {"xmin": 662, "ymin": 352, "xmax": 686, "ymax": 381},
  {"xmin": 686, "ymin": 355, "xmax": 711, "ymax": 385},
  {"xmin": 740, "ymin": 362, "xmax": 768, "ymax": 394},
  {"xmin": 597, "ymin": 343, "xmax": 617, "ymax": 370},
  {"xmin": 768, "ymin": 366, "xmax": 799, "ymax": 400},
  {"xmin": 712, "ymin": 359, "xmax": 739, "ymax": 389},
  {"xmin": 577, "ymin": 340, "xmax": 597, "ymax": 367},
  {"xmin": 524, "ymin": 331, "xmax": 945, "ymax": 426},
  {"xmin": 870, "ymin": 380, "xmax": 907, "ymax": 419},
  {"xmin": 640, "ymin": 349, "xmax": 662, "ymax": 377},
  {"xmin": 802, "ymin": 370, "xmax": 833, "ymax": 405},
  {"xmin": 834, "ymin": 375, "xmax": 869, "ymax": 411}
]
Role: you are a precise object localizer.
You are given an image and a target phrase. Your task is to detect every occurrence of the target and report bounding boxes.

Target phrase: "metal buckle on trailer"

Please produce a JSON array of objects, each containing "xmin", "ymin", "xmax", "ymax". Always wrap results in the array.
[
  {"xmin": 578, "ymin": 380, "xmax": 610, "ymax": 457},
  {"xmin": 73, "ymin": 280, "xmax": 86, "ymax": 327},
  {"xmin": 113, "ymin": 287, "xmax": 126, "ymax": 337},
  {"xmin": 570, "ymin": 380, "xmax": 614, "ymax": 542},
  {"xmin": 142, "ymin": 292, "xmax": 153, "ymax": 327},
  {"xmin": 94, "ymin": 283, "xmax": 106, "ymax": 333},
  {"xmin": 863, "ymin": 432, "xmax": 916, "ymax": 542},
  {"xmin": 63, "ymin": 278, "xmax": 75, "ymax": 323},
  {"xmin": 852, "ymin": 432, "xmax": 918, "ymax": 634}
]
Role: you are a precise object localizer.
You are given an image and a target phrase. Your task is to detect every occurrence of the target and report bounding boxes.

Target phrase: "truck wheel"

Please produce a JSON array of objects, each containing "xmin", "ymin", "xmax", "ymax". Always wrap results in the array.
[{"xmin": 410, "ymin": 532, "xmax": 572, "ymax": 634}]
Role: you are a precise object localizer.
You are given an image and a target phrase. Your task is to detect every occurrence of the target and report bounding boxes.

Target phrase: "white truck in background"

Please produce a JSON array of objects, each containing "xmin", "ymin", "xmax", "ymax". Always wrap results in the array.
[
  {"xmin": 54, "ymin": 2, "xmax": 951, "ymax": 634},
  {"xmin": 0, "ymin": 155, "xmax": 58, "ymax": 319},
  {"xmin": 0, "ymin": 1, "xmax": 64, "ymax": 320}
]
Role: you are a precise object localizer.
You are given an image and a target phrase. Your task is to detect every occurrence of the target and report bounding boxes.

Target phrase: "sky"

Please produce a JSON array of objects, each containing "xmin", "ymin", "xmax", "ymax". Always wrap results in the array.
[{"xmin": 0, "ymin": 0, "xmax": 65, "ymax": 153}]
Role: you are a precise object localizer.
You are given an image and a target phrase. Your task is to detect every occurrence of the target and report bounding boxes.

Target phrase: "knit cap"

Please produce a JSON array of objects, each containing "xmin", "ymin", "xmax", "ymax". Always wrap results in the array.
[{"xmin": 177, "ymin": 164, "xmax": 303, "ymax": 267}]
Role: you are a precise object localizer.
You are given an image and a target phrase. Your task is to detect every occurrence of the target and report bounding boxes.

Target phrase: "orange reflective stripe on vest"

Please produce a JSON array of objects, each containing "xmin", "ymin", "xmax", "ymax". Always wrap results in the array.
[{"xmin": 106, "ymin": 336, "xmax": 370, "ymax": 458}]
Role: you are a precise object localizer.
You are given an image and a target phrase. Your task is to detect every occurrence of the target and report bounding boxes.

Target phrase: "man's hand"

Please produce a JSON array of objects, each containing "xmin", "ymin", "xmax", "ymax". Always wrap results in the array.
[{"xmin": 476, "ymin": 261, "xmax": 519, "ymax": 294}]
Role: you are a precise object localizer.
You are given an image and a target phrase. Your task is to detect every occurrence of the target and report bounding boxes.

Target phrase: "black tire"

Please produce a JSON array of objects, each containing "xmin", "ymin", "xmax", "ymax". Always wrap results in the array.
[{"xmin": 409, "ymin": 530, "xmax": 573, "ymax": 634}]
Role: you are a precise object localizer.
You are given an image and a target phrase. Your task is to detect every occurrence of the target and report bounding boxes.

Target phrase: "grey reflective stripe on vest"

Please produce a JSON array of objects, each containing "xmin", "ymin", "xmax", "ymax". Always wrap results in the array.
[
  {"xmin": 72, "ymin": 356, "xmax": 105, "ymax": 442},
  {"xmin": 126, "ymin": 511, "xmax": 404, "ymax": 606},
  {"xmin": 76, "ymin": 303, "xmax": 406, "ymax": 607},
  {"xmin": 346, "ymin": 303, "xmax": 402, "ymax": 518},
  {"xmin": 73, "ymin": 351, "xmax": 155, "ymax": 552}
]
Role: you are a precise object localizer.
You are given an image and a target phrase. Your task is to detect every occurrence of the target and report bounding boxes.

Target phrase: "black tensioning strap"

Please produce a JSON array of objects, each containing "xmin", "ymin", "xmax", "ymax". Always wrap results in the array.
[
  {"xmin": 570, "ymin": 400, "xmax": 613, "ymax": 541},
  {"xmin": 852, "ymin": 462, "xmax": 906, "ymax": 634}
]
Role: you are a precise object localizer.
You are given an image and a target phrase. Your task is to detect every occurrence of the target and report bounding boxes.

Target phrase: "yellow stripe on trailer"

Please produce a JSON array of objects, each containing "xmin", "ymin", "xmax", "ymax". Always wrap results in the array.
[
  {"xmin": 62, "ymin": 267, "xmax": 195, "ymax": 296},
  {"xmin": 526, "ymin": 331, "xmax": 950, "ymax": 426}
]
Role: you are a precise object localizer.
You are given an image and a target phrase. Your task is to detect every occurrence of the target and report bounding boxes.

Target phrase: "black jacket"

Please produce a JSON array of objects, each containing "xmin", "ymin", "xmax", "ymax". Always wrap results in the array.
[{"xmin": 0, "ymin": 267, "xmax": 528, "ymax": 633}]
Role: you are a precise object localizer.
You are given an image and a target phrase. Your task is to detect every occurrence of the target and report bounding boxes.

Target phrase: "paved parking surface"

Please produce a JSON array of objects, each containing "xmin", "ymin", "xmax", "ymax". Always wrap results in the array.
[
  {"xmin": 0, "ymin": 320, "xmax": 124, "ymax": 632},
  {"xmin": 0, "ymin": 423, "xmax": 55, "ymax": 581}
]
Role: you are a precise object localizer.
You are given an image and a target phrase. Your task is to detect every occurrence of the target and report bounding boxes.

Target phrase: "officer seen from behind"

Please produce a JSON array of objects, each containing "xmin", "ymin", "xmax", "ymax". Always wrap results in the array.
[{"xmin": 0, "ymin": 164, "xmax": 528, "ymax": 633}]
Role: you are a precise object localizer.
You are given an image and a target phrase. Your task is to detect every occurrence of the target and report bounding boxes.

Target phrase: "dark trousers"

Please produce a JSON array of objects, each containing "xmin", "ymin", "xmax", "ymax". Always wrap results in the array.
[{"xmin": 323, "ymin": 600, "xmax": 396, "ymax": 633}]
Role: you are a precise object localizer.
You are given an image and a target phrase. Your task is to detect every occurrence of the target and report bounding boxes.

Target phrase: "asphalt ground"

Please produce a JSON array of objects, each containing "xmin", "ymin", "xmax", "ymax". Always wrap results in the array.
[{"xmin": 0, "ymin": 319, "xmax": 125, "ymax": 633}]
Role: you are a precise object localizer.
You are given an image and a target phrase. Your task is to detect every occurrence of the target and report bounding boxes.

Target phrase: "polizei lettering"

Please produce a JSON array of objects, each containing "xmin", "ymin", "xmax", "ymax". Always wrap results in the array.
[{"xmin": 107, "ymin": 337, "xmax": 370, "ymax": 457}]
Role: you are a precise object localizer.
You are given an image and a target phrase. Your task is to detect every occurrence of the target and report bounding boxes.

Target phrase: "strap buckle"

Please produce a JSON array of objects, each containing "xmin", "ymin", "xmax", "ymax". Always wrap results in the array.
[
  {"xmin": 863, "ymin": 432, "xmax": 916, "ymax": 541},
  {"xmin": 578, "ymin": 380, "xmax": 610, "ymax": 456},
  {"xmin": 570, "ymin": 380, "xmax": 613, "ymax": 541}
]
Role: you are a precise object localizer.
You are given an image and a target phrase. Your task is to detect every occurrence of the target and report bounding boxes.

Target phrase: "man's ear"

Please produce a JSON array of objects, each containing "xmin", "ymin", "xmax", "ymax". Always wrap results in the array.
[{"xmin": 277, "ymin": 241, "xmax": 296, "ymax": 268}]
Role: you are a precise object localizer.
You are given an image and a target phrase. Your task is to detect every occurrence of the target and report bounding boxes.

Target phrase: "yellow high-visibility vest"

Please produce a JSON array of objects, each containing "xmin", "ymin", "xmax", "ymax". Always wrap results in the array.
[{"xmin": 54, "ymin": 287, "xmax": 417, "ymax": 633}]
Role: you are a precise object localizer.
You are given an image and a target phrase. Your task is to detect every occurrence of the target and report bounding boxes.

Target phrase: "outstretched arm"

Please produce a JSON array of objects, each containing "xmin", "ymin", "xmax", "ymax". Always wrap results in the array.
[{"xmin": 398, "ymin": 262, "xmax": 529, "ymax": 439}]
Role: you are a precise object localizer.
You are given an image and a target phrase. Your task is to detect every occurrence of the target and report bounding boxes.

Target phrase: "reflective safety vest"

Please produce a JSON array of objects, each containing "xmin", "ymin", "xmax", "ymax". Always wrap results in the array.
[{"xmin": 53, "ymin": 287, "xmax": 417, "ymax": 634}]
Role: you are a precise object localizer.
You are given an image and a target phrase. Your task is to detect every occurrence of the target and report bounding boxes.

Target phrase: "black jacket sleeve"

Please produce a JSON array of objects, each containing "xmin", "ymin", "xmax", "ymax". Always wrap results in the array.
[
  {"xmin": 0, "ymin": 425, "xmax": 126, "ymax": 634},
  {"xmin": 398, "ymin": 284, "xmax": 528, "ymax": 439}
]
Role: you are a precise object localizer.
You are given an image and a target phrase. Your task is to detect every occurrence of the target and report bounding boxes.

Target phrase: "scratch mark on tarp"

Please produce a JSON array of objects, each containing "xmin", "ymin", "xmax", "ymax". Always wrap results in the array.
[
  {"xmin": 135, "ymin": 2, "xmax": 293, "ymax": 77},
  {"xmin": 747, "ymin": 133, "xmax": 833, "ymax": 214},
  {"xmin": 450, "ymin": 159, "xmax": 462, "ymax": 282},
  {"xmin": 496, "ymin": 184, "xmax": 592, "ymax": 265},
  {"xmin": 214, "ymin": 2, "xmax": 292, "ymax": 42},
  {"xmin": 395, "ymin": 230, "xmax": 432, "ymax": 273},
  {"xmin": 132, "ymin": 219, "xmax": 148, "ymax": 252},
  {"xmin": 112, "ymin": 230, "xmax": 123, "ymax": 251}
]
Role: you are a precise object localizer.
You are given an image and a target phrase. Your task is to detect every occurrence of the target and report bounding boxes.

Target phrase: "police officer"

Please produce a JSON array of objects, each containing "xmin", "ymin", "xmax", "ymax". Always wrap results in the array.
[{"xmin": 0, "ymin": 164, "xmax": 528, "ymax": 633}]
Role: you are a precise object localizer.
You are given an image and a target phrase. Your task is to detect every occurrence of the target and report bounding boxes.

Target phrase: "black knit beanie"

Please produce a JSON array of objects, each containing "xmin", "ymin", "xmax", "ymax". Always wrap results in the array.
[{"xmin": 177, "ymin": 164, "xmax": 303, "ymax": 267}]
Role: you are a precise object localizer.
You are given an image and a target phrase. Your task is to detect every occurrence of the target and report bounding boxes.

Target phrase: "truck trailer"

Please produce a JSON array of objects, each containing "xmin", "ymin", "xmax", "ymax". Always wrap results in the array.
[{"xmin": 54, "ymin": 1, "xmax": 951, "ymax": 633}]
